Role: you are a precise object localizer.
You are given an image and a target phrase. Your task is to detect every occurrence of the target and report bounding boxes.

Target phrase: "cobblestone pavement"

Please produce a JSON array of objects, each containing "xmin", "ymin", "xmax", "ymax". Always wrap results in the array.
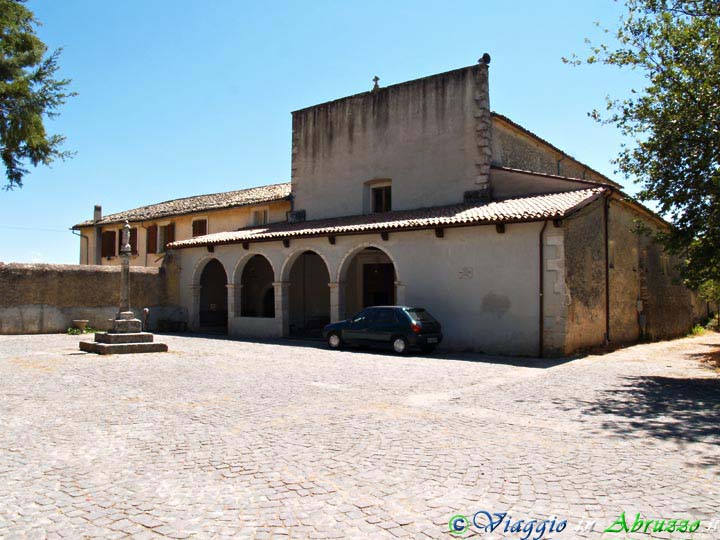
[{"xmin": 1, "ymin": 332, "xmax": 719, "ymax": 540}]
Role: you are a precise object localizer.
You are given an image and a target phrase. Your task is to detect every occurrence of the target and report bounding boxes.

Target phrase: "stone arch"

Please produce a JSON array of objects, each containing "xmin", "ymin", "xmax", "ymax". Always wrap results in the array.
[
  {"xmin": 191, "ymin": 255, "xmax": 221, "ymax": 287},
  {"xmin": 283, "ymin": 249, "xmax": 331, "ymax": 337},
  {"xmin": 230, "ymin": 251, "xmax": 279, "ymax": 287},
  {"xmin": 238, "ymin": 254, "xmax": 276, "ymax": 318},
  {"xmin": 337, "ymin": 244, "xmax": 402, "ymax": 319},
  {"xmin": 336, "ymin": 242, "xmax": 402, "ymax": 283},
  {"xmin": 280, "ymin": 247, "xmax": 333, "ymax": 283},
  {"xmin": 197, "ymin": 258, "xmax": 228, "ymax": 332}
]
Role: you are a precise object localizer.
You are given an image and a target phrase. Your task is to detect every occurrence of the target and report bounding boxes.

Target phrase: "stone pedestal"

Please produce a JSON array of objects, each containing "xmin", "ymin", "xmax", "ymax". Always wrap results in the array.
[{"xmin": 81, "ymin": 311, "xmax": 168, "ymax": 355}]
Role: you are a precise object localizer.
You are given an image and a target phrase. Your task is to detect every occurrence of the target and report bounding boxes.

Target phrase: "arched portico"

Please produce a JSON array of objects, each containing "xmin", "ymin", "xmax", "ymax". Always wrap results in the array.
[
  {"xmin": 194, "ymin": 258, "xmax": 228, "ymax": 333},
  {"xmin": 283, "ymin": 250, "xmax": 331, "ymax": 338},
  {"xmin": 337, "ymin": 244, "xmax": 403, "ymax": 320}
]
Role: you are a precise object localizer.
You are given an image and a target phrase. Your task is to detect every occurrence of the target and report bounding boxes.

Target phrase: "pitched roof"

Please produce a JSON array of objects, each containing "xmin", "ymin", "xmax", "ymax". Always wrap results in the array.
[
  {"xmin": 72, "ymin": 183, "xmax": 291, "ymax": 228},
  {"xmin": 169, "ymin": 187, "xmax": 608, "ymax": 249},
  {"xmin": 491, "ymin": 112, "xmax": 622, "ymax": 188}
]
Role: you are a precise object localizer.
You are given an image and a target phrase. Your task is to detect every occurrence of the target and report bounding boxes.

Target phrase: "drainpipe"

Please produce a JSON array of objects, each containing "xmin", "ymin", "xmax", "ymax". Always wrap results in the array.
[
  {"xmin": 604, "ymin": 196, "xmax": 611, "ymax": 344},
  {"xmin": 72, "ymin": 229, "xmax": 89, "ymax": 265},
  {"xmin": 538, "ymin": 220, "xmax": 548, "ymax": 358}
]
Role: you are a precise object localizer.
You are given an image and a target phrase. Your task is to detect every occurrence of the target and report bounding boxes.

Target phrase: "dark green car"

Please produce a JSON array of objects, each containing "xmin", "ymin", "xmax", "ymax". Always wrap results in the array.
[{"xmin": 323, "ymin": 306, "xmax": 443, "ymax": 355}]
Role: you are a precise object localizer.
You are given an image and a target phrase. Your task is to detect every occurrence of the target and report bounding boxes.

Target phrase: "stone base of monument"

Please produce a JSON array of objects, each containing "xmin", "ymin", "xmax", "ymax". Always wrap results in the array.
[{"xmin": 79, "ymin": 311, "xmax": 168, "ymax": 355}]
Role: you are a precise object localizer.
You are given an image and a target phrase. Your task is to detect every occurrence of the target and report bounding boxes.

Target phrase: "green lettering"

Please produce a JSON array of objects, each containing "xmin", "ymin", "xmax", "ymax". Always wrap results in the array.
[
  {"xmin": 630, "ymin": 513, "xmax": 644, "ymax": 533},
  {"xmin": 689, "ymin": 520, "xmax": 701, "ymax": 532},
  {"xmin": 643, "ymin": 520, "xmax": 654, "ymax": 532},
  {"xmin": 678, "ymin": 519, "xmax": 689, "ymax": 532},
  {"xmin": 605, "ymin": 512, "xmax": 629, "ymax": 533},
  {"xmin": 666, "ymin": 519, "xmax": 677, "ymax": 532},
  {"xmin": 653, "ymin": 520, "xmax": 665, "ymax": 532}
]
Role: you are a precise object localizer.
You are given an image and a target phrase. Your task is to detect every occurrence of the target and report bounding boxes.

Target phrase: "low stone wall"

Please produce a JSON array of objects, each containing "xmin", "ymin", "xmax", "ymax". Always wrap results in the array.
[{"xmin": 0, "ymin": 263, "xmax": 185, "ymax": 334}]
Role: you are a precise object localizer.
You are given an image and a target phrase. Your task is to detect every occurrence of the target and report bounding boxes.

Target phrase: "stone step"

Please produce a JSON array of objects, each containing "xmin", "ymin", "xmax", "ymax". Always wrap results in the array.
[
  {"xmin": 79, "ymin": 341, "xmax": 168, "ymax": 355},
  {"xmin": 95, "ymin": 332, "xmax": 155, "ymax": 344}
]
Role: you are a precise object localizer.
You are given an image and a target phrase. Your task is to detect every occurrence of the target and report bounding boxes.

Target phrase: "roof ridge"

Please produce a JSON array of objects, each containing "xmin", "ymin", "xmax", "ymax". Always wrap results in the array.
[
  {"xmin": 491, "ymin": 112, "xmax": 621, "ymax": 189},
  {"xmin": 170, "ymin": 187, "xmax": 607, "ymax": 249}
]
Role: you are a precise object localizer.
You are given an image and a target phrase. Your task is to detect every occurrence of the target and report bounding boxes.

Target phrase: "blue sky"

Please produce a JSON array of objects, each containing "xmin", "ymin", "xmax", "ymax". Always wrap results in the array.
[{"xmin": 0, "ymin": 0, "xmax": 642, "ymax": 264}]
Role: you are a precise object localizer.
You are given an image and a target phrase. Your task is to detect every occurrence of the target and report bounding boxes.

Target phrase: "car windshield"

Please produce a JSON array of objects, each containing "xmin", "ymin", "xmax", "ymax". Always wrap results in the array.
[{"xmin": 406, "ymin": 308, "xmax": 438, "ymax": 323}]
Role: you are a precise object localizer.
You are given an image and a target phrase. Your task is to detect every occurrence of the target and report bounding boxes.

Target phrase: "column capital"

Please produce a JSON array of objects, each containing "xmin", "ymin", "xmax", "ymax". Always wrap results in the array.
[
  {"xmin": 328, "ymin": 281, "xmax": 341, "ymax": 289},
  {"xmin": 226, "ymin": 283, "xmax": 236, "ymax": 290},
  {"xmin": 272, "ymin": 281, "xmax": 290, "ymax": 287}
]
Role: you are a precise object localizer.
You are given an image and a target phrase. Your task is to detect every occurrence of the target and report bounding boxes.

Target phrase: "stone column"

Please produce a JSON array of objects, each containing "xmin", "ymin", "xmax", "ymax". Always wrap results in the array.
[
  {"xmin": 226, "ymin": 284, "xmax": 236, "ymax": 319},
  {"xmin": 474, "ymin": 54, "xmax": 492, "ymax": 196},
  {"xmin": 395, "ymin": 281, "xmax": 406, "ymax": 306},
  {"xmin": 273, "ymin": 281, "xmax": 290, "ymax": 337},
  {"xmin": 328, "ymin": 281, "xmax": 344, "ymax": 322},
  {"xmin": 189, "ymin": 284, "xmax": 202, "ymax": 331}
]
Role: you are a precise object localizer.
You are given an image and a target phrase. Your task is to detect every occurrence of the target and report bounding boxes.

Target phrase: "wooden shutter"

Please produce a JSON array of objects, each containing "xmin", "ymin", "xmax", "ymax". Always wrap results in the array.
[
  {"xmin": 192, "ymin": 219, "xmax": 207, "ymax": 237},
  {"xmin": 146, "ymin": 225, "xmax": 158, "ymax": 254},
  {"xmin": 129, "ymin": 228, "xmax": 138, "ymax": 255},
  {"xmin": 164, "ymin": 223, "xmax": 175, "ymax": 249},
  {"xmin": 101, "ymin": 230, "xmax": 116, "ymax": 258}
]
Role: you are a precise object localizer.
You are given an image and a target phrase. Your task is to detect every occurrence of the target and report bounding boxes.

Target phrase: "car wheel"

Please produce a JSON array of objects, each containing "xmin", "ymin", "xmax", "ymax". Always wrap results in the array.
[
  {"xmin": 392, "ymin": 336, "xmax": 409, "ymax": 355},
  {"xmin": 327, "ymin": 331, "xmax": 342, "ymax": 350},
  {"xmin": 420, "ymin": 345, "xmax": 436, "ymax": 354}
]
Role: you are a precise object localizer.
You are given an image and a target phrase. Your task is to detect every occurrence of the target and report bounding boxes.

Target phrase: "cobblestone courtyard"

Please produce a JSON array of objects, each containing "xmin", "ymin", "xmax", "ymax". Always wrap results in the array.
[{"xmin": 1, "ymin": 333, "xmax": 719, "ymax": 540}]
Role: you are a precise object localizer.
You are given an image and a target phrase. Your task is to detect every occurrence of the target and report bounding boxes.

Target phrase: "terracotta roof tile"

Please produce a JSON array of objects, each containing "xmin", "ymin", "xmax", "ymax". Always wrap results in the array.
[
  {"xmin": 73, "ymin": 183, "xmax": 291, "ymax": 228},
  {"xmin": 170, "ymin": 187, "xmax": 607, "ymax": 249}
]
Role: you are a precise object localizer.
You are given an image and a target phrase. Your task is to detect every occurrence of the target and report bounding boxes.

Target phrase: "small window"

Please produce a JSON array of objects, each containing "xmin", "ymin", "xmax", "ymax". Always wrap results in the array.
[
  {"xmin": 101, "ymin": 230, "xmax": 116, "ymax": 258},
  {"xmin": 372, "ymin": 186, "xmax": 392, "ymax": 213},
  {"xmin": 146, "ymin": 225, "xmax": 158, "ymax": 254},
  {"xmin": 158, "ymin": 223, "xmax": 175, "ymax": 252},
  {"xmin": 192, "ymin": 219, "xmax": 208, "ymax": 237},
  {"xmin": 252, "ymin": 209, "xmax": 269, "ymax": 226}
]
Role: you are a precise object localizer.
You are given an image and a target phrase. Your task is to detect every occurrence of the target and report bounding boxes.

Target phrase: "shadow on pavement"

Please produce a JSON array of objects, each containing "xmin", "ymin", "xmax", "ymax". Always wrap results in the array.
[
  {"xmin": 158, "ymin": 332, "xmax": 574, "ymax": 369},
  {"xmin": 577, "ymin": 374, "xmax": 720, "ymax": 472}
]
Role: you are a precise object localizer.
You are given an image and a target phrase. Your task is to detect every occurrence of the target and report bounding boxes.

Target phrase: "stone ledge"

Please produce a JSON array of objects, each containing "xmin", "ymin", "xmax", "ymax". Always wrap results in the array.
[
  {"xmin": 94, "ymin": 332, "xmax": 155, "ymax": 344},
  {"xmin": 79, "ymin": 341, "xmax": 168, "ymax": 355}
]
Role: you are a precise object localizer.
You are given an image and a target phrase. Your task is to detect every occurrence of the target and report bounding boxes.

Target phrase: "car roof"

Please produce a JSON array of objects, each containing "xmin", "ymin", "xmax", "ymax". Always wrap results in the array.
[{"xmin": 364, "ymin": 306, "xmax": 422, "ymax": 310}]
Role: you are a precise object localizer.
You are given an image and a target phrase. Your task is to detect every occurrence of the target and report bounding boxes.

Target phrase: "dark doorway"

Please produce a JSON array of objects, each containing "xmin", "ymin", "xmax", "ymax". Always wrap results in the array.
[
  {"xmin": 199, "ymin": 259, "xmax": 228, "ymax": 332},
  {"xmin": 288, "ymin": 251, "xmax": 330, "ymax": 338},
  {"xmin": 363, "ymin": 263, "xmax": 396, "ymax": 307},
  {"xmin": 240, "ymin": 255, "xmax": 275, "ymax": 318}
]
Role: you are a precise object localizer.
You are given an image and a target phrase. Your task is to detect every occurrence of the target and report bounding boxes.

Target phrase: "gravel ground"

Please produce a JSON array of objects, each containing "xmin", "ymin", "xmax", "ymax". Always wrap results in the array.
[{"xmin": 0, "ymin": 332, "xmax": 718, "ymax": 539}]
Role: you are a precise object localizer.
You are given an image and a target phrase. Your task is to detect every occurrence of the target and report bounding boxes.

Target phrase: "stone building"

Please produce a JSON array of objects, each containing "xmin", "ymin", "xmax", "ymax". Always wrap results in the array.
[
  {"xmin": 72, "ymin": 183, "xmax": 291, "ymax": 267},
  {"xmin": 74, "ymin": 58, "xmax": 706, "ymax": 356}
]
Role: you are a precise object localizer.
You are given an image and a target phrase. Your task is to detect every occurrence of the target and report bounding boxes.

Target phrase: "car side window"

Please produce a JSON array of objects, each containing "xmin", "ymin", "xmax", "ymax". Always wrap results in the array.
[
  {"xmin": 375, "ymin": 308, "xmax": 397, "ymax": 324},
  {"xmin": 352, "ymin": 309, "xmax": 371, "ymax": 323}
]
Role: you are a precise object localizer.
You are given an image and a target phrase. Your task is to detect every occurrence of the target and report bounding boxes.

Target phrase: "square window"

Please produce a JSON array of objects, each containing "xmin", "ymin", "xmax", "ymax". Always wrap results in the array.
[
  {"xmin": 372, "ymin": 186, "xmax": 391, "ymax": 213},
  {"xmin": 192, "ymin": 219, "xmax": 208, "ymax": 237},
  {"xmin": 253, "ymin": 209, "xmax": 269, "ymax": 226}
]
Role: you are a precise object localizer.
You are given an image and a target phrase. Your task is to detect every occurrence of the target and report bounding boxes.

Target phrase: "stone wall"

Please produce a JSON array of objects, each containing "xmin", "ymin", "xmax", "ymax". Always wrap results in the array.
[
  {"xmin": 0, "ymin": 262, "xmax": 184, "ymax": 334},
  {"xmin": 491, "ymin": 117, "xmax": 611, "ymax": 184},
  {"xmin": 290, "ymin": 63, "xmax": 489, "ymax": 220},
  {"xmin": 562, "ymin": 197, "xmax": 707, "ymax": 354}
]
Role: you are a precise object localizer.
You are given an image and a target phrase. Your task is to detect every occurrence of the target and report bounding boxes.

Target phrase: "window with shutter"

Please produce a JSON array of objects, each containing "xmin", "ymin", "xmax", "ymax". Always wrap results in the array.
[
  {"xmin": 157, "ymin": 223, "xmax": 176, "ymax": 252},
  {"xmin": 130, "ymin": 228, "xmax": 138, "ymax": 255},
  {"xmin": 192, "ymin": 219, "xmax": 207, "ymax": 237},
  {"xmin": 165, "ymin": 223, "xmax": 175, "ymax": 248},
  {"xmin": 101, "ymin": 230, "xmax": 116, "ymax": 258},
  {"xmin": 146, "ymin": 225, "xmax": 158, "ymax": 254}
]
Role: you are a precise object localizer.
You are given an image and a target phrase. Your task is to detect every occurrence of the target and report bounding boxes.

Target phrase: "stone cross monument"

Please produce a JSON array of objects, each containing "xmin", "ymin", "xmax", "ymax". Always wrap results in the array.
[
  {"xmin": 112, "ymin": 220, "xmax": 142, "ymax": 333},
  {"xmin": 79, "ymin": 220, "xmax": 168, "ymax": 354}
]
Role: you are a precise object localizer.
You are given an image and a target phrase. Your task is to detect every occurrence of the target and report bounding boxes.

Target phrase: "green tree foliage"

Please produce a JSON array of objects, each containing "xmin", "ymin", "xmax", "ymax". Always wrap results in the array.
[
  {"xmin": 0, "ymin": 0, "xmax": 74, "ymax": 189},
  {"xmin": 566, "ymin": 1, "xmax": 720, "ymax": 287}
]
